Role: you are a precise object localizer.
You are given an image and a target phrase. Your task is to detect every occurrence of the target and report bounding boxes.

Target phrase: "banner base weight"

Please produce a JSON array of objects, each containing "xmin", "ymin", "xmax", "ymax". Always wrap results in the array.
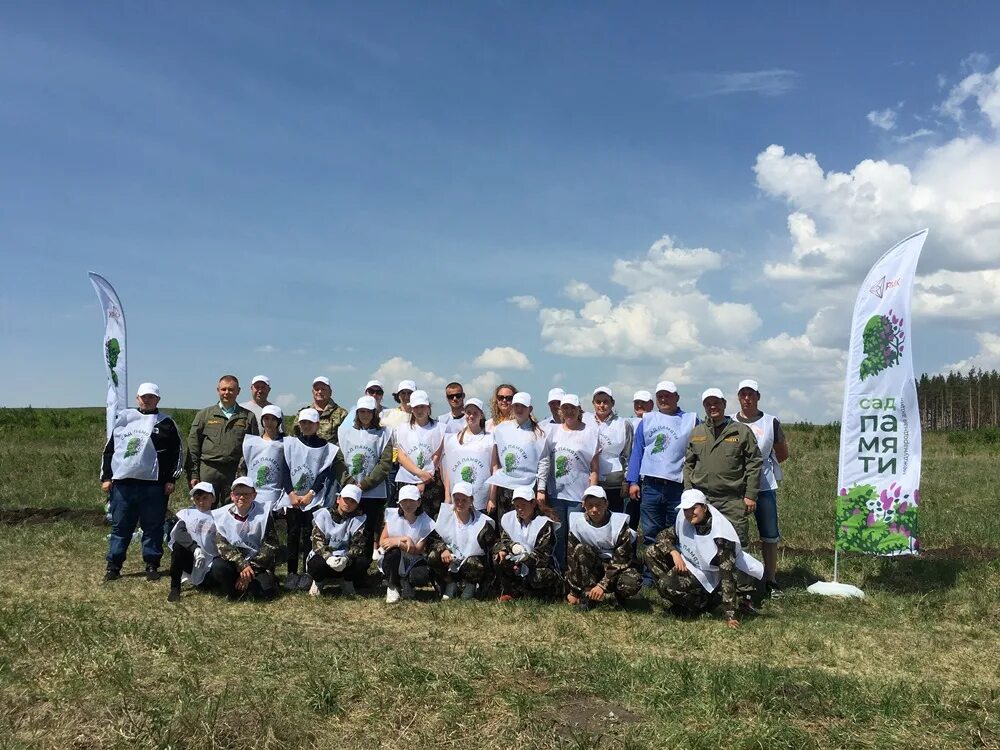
[{"xmin": 807, "ymin": 581, "xmax": 865, "ymax": 599}]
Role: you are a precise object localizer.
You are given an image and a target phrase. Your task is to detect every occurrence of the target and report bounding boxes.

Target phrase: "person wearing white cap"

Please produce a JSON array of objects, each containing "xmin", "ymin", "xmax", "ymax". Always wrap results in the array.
[
  {"xmin": 293, "ymin": 376, "xmax": 348, "ymax": 445},
  {"xmin": 485, "ymin": 391, "xmax": 551, "ymax": 521},
  {"xmin": 484, "ymin": 382, "xmax": 518, "ymax": 433},
  {"xmin": 393, "ymin": 389, "xmax": 446, "ymax": 517},
  {"xmin": 210, "ymin": 477, "xmax": 280, "ymax": 600},
  {"xmin": 565, "ymin": 486, "xmax": 641, "ymax": 609},
  {"xmin": 493, "ymin": 486, "xmax": 562, "ymax": 601},
  {"xmin": 240, "ymin": 405, "xmax": 287, "ymax": 507},
  {"xmin": 683, "ymin": 388, "xmax": 763, "ymax": 547},
  {"xmin": 167, "ymin": 482, "xmax": 220, "ymax": 602},
  {"xmin": 378, "ymin": 484, "xmax": 435, "ymax": 602},
  {"xmin": 536, "ymin": 387, "xmax": 566, "ymax": 434},
  {"xmin": 101, "ymin": 382, "xmax": 184, "ymax": 583},
  {"xmin": 629, "ymin": 390, "xmax": 654, "ymax": 429},
  {"xmin": 624, "ymin": 380, "xmax": 697, "ymax": 585},
  {"xmin": 380, "ymin": 379, "xmax": 417, "ymax": 430},
  {"xmin": 276, "ymin": 407, "xmax": 347, "ymax": 592},
  {"xmin": 338, "ymin": 396, "xmax": 394, "ymax": 578},
  {"xmin": 441, "ymin": 398, "xmax": 494, "ymax": 513},
  {"xmin": 548, "ymin": 393, "xmax": 601, "ymax": 569},
  {"xmin": 304, "ymin": 484, "xmax": 368, "ymax": 596},
  {"xmin": 644, "ymin": 488, "xmax": 763, "ymax": 628},
  {"xmin": 733, "ymin": 379, "xmax": 789, "ymax": 597},
  {"xmin": 240, "ymin": 375, "xmax": 280, "ymax": 433},
  {"xmin": 437, "ymin": 381, "xmax": 468, "ymax": 435},
  {"xmin": 426, "ymin": 481, "xmax": 498, "ymax": 600},
  {"xmin": 186, "ymin": 375, "xmax": 260, "ymax": 506},
  {"xmin": 591, "ymin": 386, "xmax": 635, "ymax": 517},
  {"xmin": 364, "ymin": 380, "xmax": 387, "ymax": 415}
]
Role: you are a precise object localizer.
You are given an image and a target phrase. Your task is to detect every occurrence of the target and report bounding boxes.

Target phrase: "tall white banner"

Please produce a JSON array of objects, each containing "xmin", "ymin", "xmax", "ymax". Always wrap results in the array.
[
  {"xmin": 88, "ymin": 272, "xmax": 127, "ymax": 439},
  {"xmin": 836, "ymin": 230, "xmax": 926, "ymax": 556}
]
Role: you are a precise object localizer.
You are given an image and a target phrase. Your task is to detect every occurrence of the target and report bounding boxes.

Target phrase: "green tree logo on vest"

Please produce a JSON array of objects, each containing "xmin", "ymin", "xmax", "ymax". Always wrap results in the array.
[
  {"xmin": 461, "ymin": 465, "xmax": 474, "ymax": 483},
  {"xmin": 860, "ymin": 310, "xmax": 905, "ymax": 381},
  {"xmin": 255, "ymin": 465, "xmax": 270, "ymax": 487},
  {"xmin": 415, "ymin": 451, "xmax": 425, "ymax": 469},
  {"xmin": 651, "ymin": 433, "xmax": 667, "ymax": 454},
  {"xmin": 555, "ymin": 454, "xmax": 569, "ymax": 478},
  {"xmin": 123, "ymin": 437, "xmax": 141, "ymax": 458},
  {"xmin": 504, "ymin": 452, "xmax": 516, "ymax": 473},
  {"xmin": 351, "ymin": 453, "xmax": 365, "ymax": 477},
  {"xmin": 105, "ymin": 338, "xmax": 121, "ymax": 387},
  {"xmin": 294, "ymin": 473, "xmax": 310, "ymax": 491}
]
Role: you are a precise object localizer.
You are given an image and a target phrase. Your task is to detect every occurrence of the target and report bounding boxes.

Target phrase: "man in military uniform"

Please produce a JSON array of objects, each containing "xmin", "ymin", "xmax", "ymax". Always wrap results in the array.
[
  {"xmin": 293, "ymin": 376, "xmax": 348, "ymax": 444},
  {"xmin": 187, "ymin": 374, "xmax": 259, "ymax": 505},
  {"xmin": 683, "ymin": 388, "xmax": 762, "ymax": 545}
]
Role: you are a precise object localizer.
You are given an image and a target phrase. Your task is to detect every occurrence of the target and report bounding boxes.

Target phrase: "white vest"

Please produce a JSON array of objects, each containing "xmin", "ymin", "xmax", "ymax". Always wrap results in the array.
[
  {"xmin": 242, "ymin": 435, "xmax": 286, "ymax": 506},
  {"xmin": 674, "ymin": 504, "xmax": 764, "ymax": 592},
  {"xmin": 213, "ymin": 500, "xmax": 271, "ymax": 561},
  {"xmin": 110, "ymin": 410, "xmax": 171, "ymax": 481},
  {"xmin": 733, "ymin": 412, "xmax": 781, "ymax": 490},
  {"xmin": 338, "ymin": 424, "xmax": 390, "ymax": 499},
  {"xmin": 170, "ymin": 507, "xmax": 219, "ymax": 585},
  {"xmin": 639, "ymin": 410, "xmax": 697, "ymax": 481},
  {"xmin": 487, "ymin": 421, "xmax": 549, "ymax": 490},
  {"xmin": 434, "ymin": 502, "xmax": 495, "ymax": 564},
  {"xmin": 307, "ymin": 507, "xmax": 367, "ymax": 562},
  {"xmin": 278, "ymin": 438, "xmax": 337, "ymax": 511},
  {"xmin": 394, "ymin": 421, "xmax": 445, "ymax": 484},
  {"xmin": 437, "ymin": 413, "xmax": 467, "ymax": 435},
  {"xmin": 595, "ymin": 414, "xmax": 630, "ymax": 479},
  {"xmin": 552, "ymin": 424, "xmax": 600, "ymax": 504},
  {"xmin": 378, "ymin": 509, "xmax": 435, "ymax": 573},
  {"xmin": 499, "ymin": 510, "xmax": 557, "ymax": 553},
  {"xmin": 569, "ymin": 511, "xmax": 634, "ymax": 561},
  {"xmin": 443, "ymin": 431, "xmax": 494, "ymax": 510}
]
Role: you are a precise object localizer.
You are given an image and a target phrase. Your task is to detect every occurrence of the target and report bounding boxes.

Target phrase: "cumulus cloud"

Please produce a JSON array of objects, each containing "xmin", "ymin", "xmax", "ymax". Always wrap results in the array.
[
  {"xmin": 867, "ymin": 107, "xmax": 897, "ymax": 131},
  {"xmin": 466, "ymin": 371, "xmax": 504, "ymax": 400},
  {"xmin": 944, "ymin": 332, "xmax": 1000, "ymax": 372},
  {"xmin": 563, "ymin": 281, "xmax": 600, "ymax": 302},
  {"xmin": 273, "ymin": 393, "xmax": 298, "ymax": 410},
  {"xmin": 507, "ymin": 295, "xmax": 540, "ymax": 311},
  {"xmin": 371, "ymin": 356, "xmax": 448, "ymax": 394},
  {"xmin": 472, "ymin": 346, "xmax": 532, "ymax": 370}
]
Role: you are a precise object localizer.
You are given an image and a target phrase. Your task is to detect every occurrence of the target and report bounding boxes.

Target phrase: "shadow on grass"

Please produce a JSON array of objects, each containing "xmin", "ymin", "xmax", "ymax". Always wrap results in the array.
[{"xmin": 862, "ymin": 556, "xmax": 969, "ymax": 594}]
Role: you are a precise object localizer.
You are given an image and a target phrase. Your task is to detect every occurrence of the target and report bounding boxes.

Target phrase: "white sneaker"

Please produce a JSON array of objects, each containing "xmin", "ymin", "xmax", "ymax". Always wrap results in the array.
[
  {"xmin": 442, "ymin": 582, "xmax": 458, "ymax": 600},
  {"xmin": 385, "ymin": 586, "xmax": 401, "ymax": 604},
  {"xmin": 340, "ymin": 581, "xmax": 356, "ymax": 596},
  {"xmin": 309, "ymin": 581, "xmax": 320, "ymax": 597}
]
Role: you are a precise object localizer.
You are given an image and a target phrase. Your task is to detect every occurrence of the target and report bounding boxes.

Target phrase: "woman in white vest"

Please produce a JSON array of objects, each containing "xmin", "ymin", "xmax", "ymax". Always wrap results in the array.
[
  {"xmin": 645, "ymin": 489, "xmax": 764, "ymax": 628},
  {"xmin": 493, "ymin": 486, "xmax": 562, "ymax": 601},
  {"xmin": 548, "ymin": 393, "xmax": 600, "ymax": 569},
  {"xmin": 484, "ymin": 383, "xmax": 517, "ymax": 433},
  {"xmin": 591, "ymin": 386, "xmax": 634, "ymax": 516},
  {"xmin": 426, "ymin": 481, "xmax": 498, "ymax": 600},
  {"xmin": 393, "ymin": 390, "xmax": 445, "ymax": 518},
  {"xmin": 304, "ymin": 484, "xmax": 368, "ymax": 597},
  {"xmin": 240, "ymin": 405, "xmax": 287, "ymax": 508},
  {"xmin": 210, "ymin": 477, "xmax": 281, "ymax": 600},
  {"xmin": 378, "ymin": 484, "xmax": 435, "ymax": 603},
  {"xmin": 441, "ymin": 398, "xmax": 495, "ymax": 512},
  {"xmin": 565, "ymin": 486, "xmax": 641, "ymax": 609},
  {"xmin": 167, "ymin": 481, "xmax": 220, "ymax": 602},
  {"xmin": 485, "ymin": 392, "xmax": 550, "ymax": 523},
  {"xmin": 338, "ymin": 395, "xmax": 393, "ymax": 580},
  {"xmin": 276, "ymin": 408, "xmax": 346, "ymax": 593}
]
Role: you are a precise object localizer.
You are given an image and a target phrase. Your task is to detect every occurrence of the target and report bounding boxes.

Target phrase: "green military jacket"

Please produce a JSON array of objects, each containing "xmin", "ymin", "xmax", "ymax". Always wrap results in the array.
[
  {"xmin": 187, "ymin": 403, "xmax": 259, "ymax": 479},
  {"xmin": 683, "ymin": 417, "xmax": 762, "ymax": 501},
  {"xmin": 292, "ymin": 401, "xmax": 348, "ymax": 445}
]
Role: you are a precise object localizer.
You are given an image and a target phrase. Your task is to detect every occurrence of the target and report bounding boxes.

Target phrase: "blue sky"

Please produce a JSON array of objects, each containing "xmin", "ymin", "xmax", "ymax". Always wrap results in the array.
[{"xmin": 4, "ymin": 3, "xmax": 1000, "ymax": 421}]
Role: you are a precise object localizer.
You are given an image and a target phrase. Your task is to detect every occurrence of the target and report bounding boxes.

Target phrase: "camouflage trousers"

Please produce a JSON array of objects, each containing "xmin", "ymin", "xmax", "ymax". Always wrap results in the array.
[
  {"xmin": 644, "ymin": 538, "xmax": 757, "ymax": 613},
  {"xmin": 495, "ymin": 556, "xmax": 561, "ymax": 598},
  {"xmin": 426, "ymin": 550, "xmax": 491, "ymax": 585},
  {"xmin": 565, "ymin": 544, "xmax": 642, "ymax": 601}
]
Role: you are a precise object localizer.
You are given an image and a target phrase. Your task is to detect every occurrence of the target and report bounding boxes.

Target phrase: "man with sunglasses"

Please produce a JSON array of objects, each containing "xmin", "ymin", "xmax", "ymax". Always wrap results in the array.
[{"xmin": 437, "ymin": 382, "xmax": 466, "ymax": 435}]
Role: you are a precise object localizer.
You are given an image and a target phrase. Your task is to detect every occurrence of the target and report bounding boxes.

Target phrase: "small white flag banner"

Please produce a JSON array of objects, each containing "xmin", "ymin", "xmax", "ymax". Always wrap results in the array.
[
  {"xmin": 88, "ymin": 272, "xmax": 127, "ymax": 439},
  {"xmin": 836, "ymin": 230, "xmax": 926, "ymax": 556}
]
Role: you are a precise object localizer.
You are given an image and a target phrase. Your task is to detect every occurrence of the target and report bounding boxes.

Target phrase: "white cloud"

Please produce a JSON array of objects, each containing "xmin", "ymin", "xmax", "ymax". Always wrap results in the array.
[
  {"xmin": 273, "ymin": 393, "xmax": 298, "ymax": 410},
  {"xmin": 867, "ymin": 107, "xmax": 897, "ymax": 131},
  {"xmin": 895, "ymin": 128, "xmax": 934, "ymax": 143},
  {"xmin": 371, "ymin": 356, "xmax": 448, "ymax": 394},
  {"xmin": 940, "ymin": 64, "xmax": 1000, "ymax": 128},
  {"xmin": 676, "ymin": 69, "xmax": 799, "ymax": 98},
  {"xmin": 507, "ymin": 295, "xmax": 540, "ymax": 311},
  {"xmin": 944, "ymin": 332, "xmax": 1000, "ymax": 372},
  {"xmin": 914, "ymin": 269, "xmax": 1000, "ymax": 321},
  {"xmin": 472, "ymin": 346, "xmax": 532, "ymax": 370},
  {"xmin": 563, "ymin": 281, "xmax": 600, "ymax": 302},
  {"xmin": 466, "ymin": 371, "xmax": 504, "ymax": 400},
  {"xmin": 255, "ymin": 344, "xmax": 276, "ymax": 354}
]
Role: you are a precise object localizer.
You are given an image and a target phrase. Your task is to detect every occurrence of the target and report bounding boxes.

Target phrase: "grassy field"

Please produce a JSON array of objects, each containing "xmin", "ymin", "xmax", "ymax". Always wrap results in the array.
[{"xmin": 0, "ymin": 408, "xmax": 998, "ymax": 749}]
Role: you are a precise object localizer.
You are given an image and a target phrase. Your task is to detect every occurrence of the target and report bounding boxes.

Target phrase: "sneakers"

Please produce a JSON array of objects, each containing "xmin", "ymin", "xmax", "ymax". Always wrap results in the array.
[
  {"xmin": 103, "ymin": 567, "xmax": 121, "ymax": 583},
  {"xmin": 297, "ymin": 574, "xmax": 314, "ymax": 591},
  {"xmin": 767, "ymin": 581, "xmax": 784, "ymax": 599},
  {"xmin": 339, "ymin": 581, "xmax": 356, "ymax": 596},
  {"xmin": 400, "ymin": 581, "xmax": 416, "ymax": 600},
  {"xmin": 385, "ymin": 586, "xmax": 401, "ymax": 604},
  {"xmin": 442, "ymin": 582, "xmax": 458, "ymax": 600},
  {"xmin": 309, "ymin": 581, "xmax": 321, "ymax": 597},
  {"xmin": 145, "ymin": 565, "xmax": 160, "ymax": 582},
  {"xmin": 461, "ymin": 582, "xmax": 478, "ymax": 601},
  {"xmin": 167, "ymin": 587, "xmax": 181, "ymax": 602},
  {"xmin": 283, "ymin": 572, "xmax": 300, "ymax": 591}
]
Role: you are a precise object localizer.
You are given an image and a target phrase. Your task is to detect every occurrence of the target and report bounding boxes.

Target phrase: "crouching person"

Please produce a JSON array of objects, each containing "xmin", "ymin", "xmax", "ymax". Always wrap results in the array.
[
  {"xmin": 167, "ymin": 481, "xmax": 220, "ymax": 602},
  {"xmin": 305, "ymin": 484, "xmax": 367, "ymax": 597},
  {"xmin": 645, "ymin": 489, "xmax": 763, "ymax": 628},
  {"xmin": 210, "ymin": 477, "xmax": 280, "ymax": 600},
  {"xmin": 566, "ymin": 486, "xmax": 641, "ymax": 609},
  {"xmin": 493, "ymin": 486, "xmax": 562, "ymax": 602},
  {"xmin": 427, "ymin": 481, "xmax": 497, "ymax": 601},
  {"xmin": 378, "ymin": 485, "xmax": 435, "ymax": 603}
]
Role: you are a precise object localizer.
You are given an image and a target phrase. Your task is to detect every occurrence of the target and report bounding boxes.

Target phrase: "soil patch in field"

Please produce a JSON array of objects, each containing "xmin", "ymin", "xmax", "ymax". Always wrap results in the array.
[
  {"xmin": 547, "ymin": 693, "xmax": 642, "ymax": 735},
  {"xmin": 0, "ymin": 507, "xmax": 107, "ymax": 526}
]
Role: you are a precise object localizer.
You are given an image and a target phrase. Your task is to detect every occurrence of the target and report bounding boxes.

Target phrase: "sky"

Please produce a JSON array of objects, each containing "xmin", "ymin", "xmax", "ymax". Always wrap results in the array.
[{"xmin": 3, "ymin": 3, "xmax": 1000, "ymax": 422}]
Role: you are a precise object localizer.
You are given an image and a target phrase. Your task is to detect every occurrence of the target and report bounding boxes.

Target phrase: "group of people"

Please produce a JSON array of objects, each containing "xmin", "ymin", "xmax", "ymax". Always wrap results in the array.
[{"xmin": 100, "ymin": 372, "xmax": 789, "ymax": 627}]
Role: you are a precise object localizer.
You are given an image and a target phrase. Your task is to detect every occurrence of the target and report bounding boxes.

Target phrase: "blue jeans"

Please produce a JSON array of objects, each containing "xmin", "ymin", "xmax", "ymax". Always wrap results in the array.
[
  {"xmin": 755, "ymin": 489, "xmax": 781, "ymax": 542},
  {"xmin": 105, "ymin": 482, "xmax": 168, "ymax": 569},
  {"xmin": 549, "ymin": 497, "xmax": 578, "ymax": 571},
  {"xmin": 639, "ymin": 478, "xmax": 683, "ymax": 583}
]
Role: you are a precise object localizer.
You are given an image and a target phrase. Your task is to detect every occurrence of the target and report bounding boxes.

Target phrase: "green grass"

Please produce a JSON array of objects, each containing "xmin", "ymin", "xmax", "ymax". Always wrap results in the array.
[{"xmin": 0, "ymin": 409, "xmax": 998, "ymax": 748}]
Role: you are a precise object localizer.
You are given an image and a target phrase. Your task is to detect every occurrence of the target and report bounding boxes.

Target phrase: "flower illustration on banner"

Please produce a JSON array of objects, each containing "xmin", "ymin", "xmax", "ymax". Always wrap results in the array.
[
  {"xmin": 860, "ymin": 309, "xmax": 906, "ymax": 380},
  {"xmin": 836, "ymin": 481, "xmax": 919, "ymax": 554}
]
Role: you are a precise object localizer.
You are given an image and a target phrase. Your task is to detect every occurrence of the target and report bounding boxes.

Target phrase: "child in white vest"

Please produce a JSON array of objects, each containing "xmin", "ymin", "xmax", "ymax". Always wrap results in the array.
[
  {"xmin": 167, "ymin": 481, "xmax": 220, "ymax": 602},
  {"xmin": 210, "ymin": 477, "xmax": 280, "ymax": 600},
  {"xmin": 493, "ymin": 485, "xmax": 562, "ymax": 601},
  {"xmin": 304, "ymin": 484, "xmax": 368, "ymax": 596},
  {"xmin": 426, "ymin": 481, "xmax": 497, "ymax": 601},
  {"xmin": 377, "ymin": 484, "xmax": 435, "ymax": 603}
]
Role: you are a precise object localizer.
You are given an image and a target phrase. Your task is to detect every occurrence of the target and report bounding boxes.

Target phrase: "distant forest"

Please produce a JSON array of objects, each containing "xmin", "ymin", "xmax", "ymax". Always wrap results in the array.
[{"xmin": 918, "ymin": 370, "xmax": 1000, "ymax": 430}]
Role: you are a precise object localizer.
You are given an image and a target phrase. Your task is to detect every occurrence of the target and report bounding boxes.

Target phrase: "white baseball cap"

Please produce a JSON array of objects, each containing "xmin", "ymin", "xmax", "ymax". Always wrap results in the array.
[
  {"xmin": 701, "ymin": 388, "xmax": 725, "ymax": 402},
  {"xmin": 189, "ymin": 481, "xmax": 215, "ymax": 497},
  {"xmin": 398, "ymin": 485, "xmax": 421, "ymax": 503},
  {"xmin": 395, "ymin": 379, "xmax": 417, "ymax": 394},
  {"xmin": 512, "ymin": 486, "xmax": 535, "ymax": 502},
  {"xmin": 547, "ymin": 388, "xmax": 565, "ymax": 403},
  {"xmin": 365, "ymin": 379, "xmax": 385, "ymax": 391},
  {"xmin": 251, "ymin": 375, "xmax": 270, "ymax": 386},
  {"xmin": 312, "ymin": 376, "xmax": 331, "ymax": 388},
  {"xmin": 451, "ymin": 481, "xmax": 475, "ymax": 498},
  {"xmin": 738, "ymin": 379, "xmax": 760, "ymax": 394},
  {"xmin": 261, "ymin": 405, "xmax": 283, "ymax": 420},
  {"xmin": 464, "ymin": 397, "xmax": 485, "ymax": 413},
  {"xmin": 356, "ymin": 396, "xmax": 377, "ymax": 411},
  {"xmin": 512, "ymin": 392, "xmax": 532, "ymax": 407},
  {"xmin": 632, "ymin": 390, "xmax": 652, "ymax": 402},
  {"xmin": 655, "ymin": 381, "xmax": 678, "ymax": 394},
  {"xmin": 680, "ymin": 488, "xmax": 708, "ymax": 510},
  {"xmin": 592, "ymin": 386, "xmax": 614, "ymax": 399},
  {"xmin": 560, "ymin": 393, "xmax": 581, "ymax": 408},
  {"xmin": 136, "ymin": 382, "xmax": 160, "ymax": 397},
  {"xmin": 583, "ymin": 486, "xmax": 608, "ymax": 501},
  {"xmin": 231, "ymin": 476, "xmax": 255, "ymax": 491},
  {"xmin": 297, "ymin": 408, "xmax": 321, "ymax": 423},
  {"xmin": 339, "ymin": 484, "xmax": 363, "ymax": 503},
  {"xmin": 409, "ymin": 390, "xmax": 430, "ymax": 407}
]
